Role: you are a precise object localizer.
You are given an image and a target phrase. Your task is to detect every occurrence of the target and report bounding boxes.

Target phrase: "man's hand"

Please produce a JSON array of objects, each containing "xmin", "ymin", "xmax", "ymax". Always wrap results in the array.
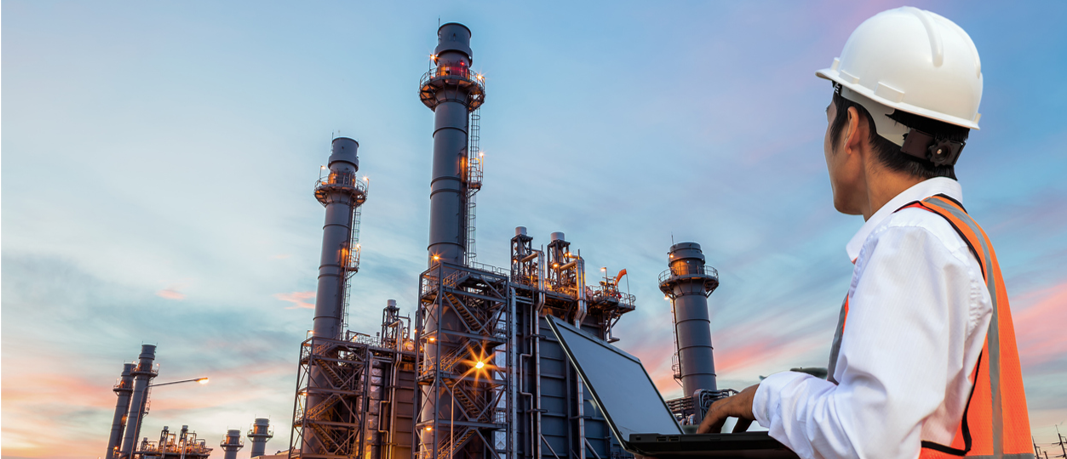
[{"xmin": 696, "ymin": 384, "xmax": 759, "ymax": 434}]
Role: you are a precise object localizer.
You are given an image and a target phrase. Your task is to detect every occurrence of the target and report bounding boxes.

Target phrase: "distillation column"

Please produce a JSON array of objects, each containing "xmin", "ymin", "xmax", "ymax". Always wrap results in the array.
[
  {"xmin": 106, "ymin": 363, "xmax": 136, "ymax": 459},
  {"xmin": 120, "ymin": 345, "xmax": 158, "ymax": 458},
  {"xmin": 220, "ymin": 430, "xmax": 244, "ymax": 459},
  {"xmin": 311, "ymin": 137, "xmax": 367, "ymax": 340},
  {"xmin": 420, "ymin": 22, "xmax": 485, "ymax": 266},
  {"xmin": 247, "ymin": 418, "xmax": 273, "ymax": 458},
  {"xmin": 659, "ymin": 243, "xmax": 720, "ymax": 396}
]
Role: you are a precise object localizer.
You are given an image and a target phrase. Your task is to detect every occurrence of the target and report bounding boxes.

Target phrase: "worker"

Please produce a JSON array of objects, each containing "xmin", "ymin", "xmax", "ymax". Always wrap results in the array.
[{"xmin": 697, "ymin": 7, "xmax": 1034, "ymax": 459}]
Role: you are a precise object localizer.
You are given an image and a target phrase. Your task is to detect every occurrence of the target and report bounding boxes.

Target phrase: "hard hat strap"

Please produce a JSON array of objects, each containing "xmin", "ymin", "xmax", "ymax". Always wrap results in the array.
[{"xmin": 901, "ymin": 129, "xmax": 966, "ymax": 167}]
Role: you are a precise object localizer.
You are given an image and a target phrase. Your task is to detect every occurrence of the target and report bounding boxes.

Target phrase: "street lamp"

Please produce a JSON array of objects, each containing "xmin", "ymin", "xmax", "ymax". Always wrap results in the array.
[
  {"xmin": 150, "ymin": 377, "xmax": 209, "ymax": 387},
  {"xmin": 448, "ymin": 361, "xmax": 488, "ymax": 457}
]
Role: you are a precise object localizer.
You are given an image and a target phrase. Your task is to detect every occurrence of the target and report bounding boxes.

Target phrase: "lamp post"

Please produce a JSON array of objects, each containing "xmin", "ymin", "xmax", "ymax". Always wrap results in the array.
[
  {"xmin": 150, "ymin": 377, "xmax": 209, "ymax": 388},
  {"xmin": 447, "ymin": 361, "xmax": 487, "ymax": 458},
  {"xmin": 120, "ymin": 377, "xmax": 209, "ymax": 459}
]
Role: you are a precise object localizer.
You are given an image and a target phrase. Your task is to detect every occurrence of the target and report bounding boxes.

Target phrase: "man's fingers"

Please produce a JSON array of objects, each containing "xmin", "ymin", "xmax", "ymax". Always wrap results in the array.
[{"xmin": 731, "ymin": 418, "xmax": 753, "ymax": 433}]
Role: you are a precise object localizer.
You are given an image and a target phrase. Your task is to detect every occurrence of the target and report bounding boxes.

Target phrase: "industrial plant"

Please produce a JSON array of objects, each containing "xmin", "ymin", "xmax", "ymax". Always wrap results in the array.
[{"xmin": 105, "ymin": 22, "xmax": 728, "ymax": 459}]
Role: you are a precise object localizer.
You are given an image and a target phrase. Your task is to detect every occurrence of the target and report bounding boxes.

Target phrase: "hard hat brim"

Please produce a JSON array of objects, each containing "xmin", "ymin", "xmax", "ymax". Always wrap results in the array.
[{"xmin": 816, "ymin": 68, "xmax": 980, "ymax": 130}]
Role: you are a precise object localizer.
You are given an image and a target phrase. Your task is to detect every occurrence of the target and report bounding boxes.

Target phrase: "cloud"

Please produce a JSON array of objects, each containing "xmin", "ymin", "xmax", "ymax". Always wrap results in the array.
[
  {"xmin": 1013, "ymin": 282, "xmax": 1067, "ymax": 369},
  {"xmin": 156, "ymin": 288, "xmax": 186, "ymax": 300},
  {"xmin": 275, "ymin": 291, "xmax": 315, "ymax": 309}
]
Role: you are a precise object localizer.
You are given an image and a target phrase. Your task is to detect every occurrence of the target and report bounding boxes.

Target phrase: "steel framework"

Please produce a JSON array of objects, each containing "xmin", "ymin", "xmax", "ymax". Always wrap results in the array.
[{"xmin": 290, "ymin": 327, "xmax": 417, "ymax": 459}]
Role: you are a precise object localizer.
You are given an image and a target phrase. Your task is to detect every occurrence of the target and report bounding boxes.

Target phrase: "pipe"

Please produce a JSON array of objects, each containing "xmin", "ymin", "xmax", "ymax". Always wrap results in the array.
[
  {"xmin": 106, "ymin": 363, "xmax": 136, "ymax": 459},
  {"xmin": 120, "ymin": 344, "xmax": 157, "ymax": 459},
  {"xmin": 219, "ymin": 429, "xmax": 243, "ymax": 459},
  {"xmin": 247, "ymin": 418, "xmax": 273, "ymax": 458}
]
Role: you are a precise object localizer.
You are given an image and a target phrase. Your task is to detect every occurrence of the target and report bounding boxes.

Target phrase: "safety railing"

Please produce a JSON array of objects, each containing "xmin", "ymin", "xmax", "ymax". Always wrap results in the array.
[
  {"xmin": 315, "ymin": 170, "xmax": 369, "ymax": 198},
  {"xmin": 658, "ymin": 265, "xmax": 719, "ymax": 284},
  {"xmin": 420, "ymin": 65, "xmax": 485, "ymax": 90}
]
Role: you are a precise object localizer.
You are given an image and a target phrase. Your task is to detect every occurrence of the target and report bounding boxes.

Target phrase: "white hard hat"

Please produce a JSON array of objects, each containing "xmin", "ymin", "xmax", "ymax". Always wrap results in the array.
[{"xmin": 817, "ymin": 7, "xmax": 983, "ymax": 146}]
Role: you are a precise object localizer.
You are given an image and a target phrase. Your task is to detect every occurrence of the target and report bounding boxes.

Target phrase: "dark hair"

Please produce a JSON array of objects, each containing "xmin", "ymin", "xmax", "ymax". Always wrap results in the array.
[{"xmin": 830, "ymin": 87, "xmax": 968, "ymax": 180}]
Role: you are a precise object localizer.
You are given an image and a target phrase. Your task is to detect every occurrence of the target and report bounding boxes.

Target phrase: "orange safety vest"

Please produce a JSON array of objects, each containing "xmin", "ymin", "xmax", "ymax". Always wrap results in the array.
[{"xmin": 827, "ymin": 194, "xmax": 1033, "ymax": 459}]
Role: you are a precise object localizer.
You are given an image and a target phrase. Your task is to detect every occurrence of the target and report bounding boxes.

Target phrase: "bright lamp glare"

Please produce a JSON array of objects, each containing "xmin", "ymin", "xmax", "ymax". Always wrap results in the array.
[{"xmin": 475, "ymin": 361, "xmax": 485, "ymax": 369}]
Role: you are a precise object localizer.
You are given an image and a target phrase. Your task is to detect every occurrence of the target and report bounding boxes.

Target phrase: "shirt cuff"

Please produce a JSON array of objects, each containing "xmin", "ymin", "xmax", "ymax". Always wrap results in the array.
[{"xmin": 752, "ymin": 371, "xmax": 810, "ymax": 428}]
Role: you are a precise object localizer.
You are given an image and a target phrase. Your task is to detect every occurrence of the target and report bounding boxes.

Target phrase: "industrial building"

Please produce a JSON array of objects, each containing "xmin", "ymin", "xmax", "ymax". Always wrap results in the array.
[
  {"xmin": 105, "ymin": 345, "xmax": 277, "ymax": 459},
  {"xmin": 104, "ymin": 21, "xmax": 725, "ymax": 459},
  {"xmin": 284, "ymin": 22, "xmax": 728, "ymax": 459}
]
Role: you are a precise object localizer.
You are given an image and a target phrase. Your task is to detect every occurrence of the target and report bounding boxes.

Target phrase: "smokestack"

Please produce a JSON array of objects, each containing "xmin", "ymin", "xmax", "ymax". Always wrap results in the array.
[
  {"xmin": 247, "ymin": 418, "xmax": 273, "ymax": 458},
  {"xmin": 659, "ymin": 243, "xmax": 720, "ymax": 395},
  {"xmin": 120, "ymin": 345, "xmax": 158, "ymax": 458},
  {"xmin": 312, "ymin": 137, "xmax": 367, "ymax": 340},
  {"xmin": 106, "ymin": 363, "xmax": 136, "ymax": 459},
  {"xmin": 420, "ymin": 22, "xmax": 485, "ymax": 266},
  {"xmin": 219, "ymin": 429, "xmax": 243, "ymax": 459}
]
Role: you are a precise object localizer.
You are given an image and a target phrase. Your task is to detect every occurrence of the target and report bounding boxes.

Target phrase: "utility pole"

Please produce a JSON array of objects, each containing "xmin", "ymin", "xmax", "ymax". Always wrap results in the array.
[{"xmin": 1054, "ymin": 425, "xmax": 1067, "ymax": 459}]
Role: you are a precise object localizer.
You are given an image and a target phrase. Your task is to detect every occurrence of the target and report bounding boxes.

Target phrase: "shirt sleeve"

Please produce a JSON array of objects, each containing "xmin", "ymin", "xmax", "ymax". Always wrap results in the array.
[{"xmin": 751, "ymin": 223, "xmax": 974, "ymax": 459}]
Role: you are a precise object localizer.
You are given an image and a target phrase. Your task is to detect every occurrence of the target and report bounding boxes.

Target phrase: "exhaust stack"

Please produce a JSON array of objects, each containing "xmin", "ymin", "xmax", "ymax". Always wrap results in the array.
[
  {"xmin": 311, "ymin": 137, "xmax": 368, "ymax": 340},
  {"xmin": 119, "ymin": 344, "xmax": 158, "ymax": 458},
  {"xmin": 659, "ymin": 243, "xmax": 720, "ymax": 395},
  {"xmin": 219, "ymin": 429, "xmax": 244, "ymax": 459},
  {"xmin": 106, "ymin": 363, "xmax": 136, "ymax": 459},
  {"xmin": 247, "ymin": 418, "xmax": 273, "ymax": 458},
  {"xmin": 420, "ymin": 22, "xmax": 485, "ymax": 266}
]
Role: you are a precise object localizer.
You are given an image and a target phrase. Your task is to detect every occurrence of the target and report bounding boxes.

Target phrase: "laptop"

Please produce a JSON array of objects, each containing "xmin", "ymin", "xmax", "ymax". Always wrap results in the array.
[{"xmin": 546, "ymin": 316, "xmax": 798, "ymax": 458}]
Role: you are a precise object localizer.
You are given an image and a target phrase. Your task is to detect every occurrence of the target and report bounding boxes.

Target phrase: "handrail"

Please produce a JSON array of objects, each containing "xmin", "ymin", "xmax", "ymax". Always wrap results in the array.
[
  {"xmin": 658, "ymin": 265, "xmax": 719, "ymax": 284},
  {"xmin": 315, "ymin": 171, "xmax": 369, "ymax": 195}
]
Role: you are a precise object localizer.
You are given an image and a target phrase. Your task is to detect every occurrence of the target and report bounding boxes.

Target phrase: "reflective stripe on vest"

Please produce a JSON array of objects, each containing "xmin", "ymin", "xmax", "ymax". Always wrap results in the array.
[{"xmin": 826, "ymin": 194, "xmax": 1033, "ymax": 459}]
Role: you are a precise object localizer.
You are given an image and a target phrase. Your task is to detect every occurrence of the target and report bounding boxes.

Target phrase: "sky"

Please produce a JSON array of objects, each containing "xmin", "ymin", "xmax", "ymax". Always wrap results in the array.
[{"xmin": 2, "ymin": 1, "xmax": 1066, "ymax": 458}]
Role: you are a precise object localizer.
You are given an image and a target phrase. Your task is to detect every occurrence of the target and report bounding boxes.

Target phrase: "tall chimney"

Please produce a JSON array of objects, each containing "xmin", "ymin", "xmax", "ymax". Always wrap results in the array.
[
  {"xmin": 420, "ymin": 22, "xmax": 485, "ymax": 266},
  {"xmin": 247, "ymin": 418, "xmax": 273, "ymax": 458},
  {"xmin": 416, "ymin": 21, "xmax": 487, "ymax": 456},
  {"xmin": 120, "ymin": 344, "xmax": 158, "ymax": 458},
  {"xmin": 311, "ymin": 137, "xmax": 367, "ymax": 340},
  {"xmin": 106, "ymin": 363, "xmax": 136, "ymax": 459},
  {"xmin": 219, "ymin": 429, "xmax": 244, "ymax": 459},
  {"xmin": 659, "ymin": 243, "xmax": 720, "ymax": 395}
]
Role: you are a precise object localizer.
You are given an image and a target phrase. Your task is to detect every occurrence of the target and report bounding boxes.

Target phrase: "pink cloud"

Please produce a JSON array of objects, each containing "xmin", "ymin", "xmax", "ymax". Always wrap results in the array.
[
  {"xmin": 275, "ymin": 291, "xmax": 315, "ymax": 309},
  {"xmin": 1012, "ymin": 282, "xmax": 1067, "ymax": 369},
  {"xmin": 156, "ymin": 288, "xmax": 185, "ymax": 300}
]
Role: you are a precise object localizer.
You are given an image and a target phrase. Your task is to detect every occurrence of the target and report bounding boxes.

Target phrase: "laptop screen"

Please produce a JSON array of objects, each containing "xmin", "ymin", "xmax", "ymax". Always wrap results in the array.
[{"xmin": 549, "ymin": 317, "xmax": 683, "ymax": 441}]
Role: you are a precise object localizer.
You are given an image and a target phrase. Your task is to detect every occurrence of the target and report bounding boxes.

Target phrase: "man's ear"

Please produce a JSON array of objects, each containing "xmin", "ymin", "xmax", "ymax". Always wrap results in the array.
[{"xmin": 843, "ymin": 106, "xmax": 864, "ymax": 157}]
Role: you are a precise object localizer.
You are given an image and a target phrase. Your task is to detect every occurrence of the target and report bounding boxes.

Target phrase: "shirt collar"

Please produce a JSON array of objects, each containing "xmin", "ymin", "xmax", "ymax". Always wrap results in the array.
[{"xmin": 845, "ymin": 177, "xmax": 964, "ymax": 262}]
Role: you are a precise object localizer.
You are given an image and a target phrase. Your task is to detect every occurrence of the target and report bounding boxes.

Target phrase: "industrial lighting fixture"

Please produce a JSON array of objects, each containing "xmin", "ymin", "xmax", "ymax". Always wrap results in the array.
[
  {"xmin": 428, "ymin": 337, "xmax": 436, "ymax": 343},
  {"xmin": 475, "ymin": 361, "xmax": 485, "ymax": 369},
  {"xmin": 425, "ymin": 426, "xmax": 433, "ymax": 432},
  {"xmin": 150, "ymin": 377, "xmax": 210, "ymax": 388}
]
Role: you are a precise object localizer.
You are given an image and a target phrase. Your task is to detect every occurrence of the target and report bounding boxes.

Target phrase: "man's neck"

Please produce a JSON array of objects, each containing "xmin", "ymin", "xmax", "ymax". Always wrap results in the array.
[{"xmin": 862, "ymin": 169, "xmax": 925, "ymax": 221}]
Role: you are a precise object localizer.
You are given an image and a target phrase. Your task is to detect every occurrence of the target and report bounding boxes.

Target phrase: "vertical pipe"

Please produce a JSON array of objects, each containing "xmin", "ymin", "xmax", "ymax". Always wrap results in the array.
[
  {"xmin": 312, "ymin": 137, "xmax": 361, "ymax": 340},
  {"xmin": 509, "ymin": 288, "xmax": 519, "ymax": 458},
  {"xmin": 220, "ymin": 429, "xmax": 243, "ymax": 459},
  {"xmin": 106, "ymin": 363, "xmax": 136, "ymax": 459},
  {"xmin": 120, "ymin": 345, "xmax": 157, "ymax": 458},
  {"xmin": 247, "ymin": 418, "xmax": 273, "ymax": 458},
  {"xmin": 661, "ymin": 243, "xmax": 719, "ymax": 395}
]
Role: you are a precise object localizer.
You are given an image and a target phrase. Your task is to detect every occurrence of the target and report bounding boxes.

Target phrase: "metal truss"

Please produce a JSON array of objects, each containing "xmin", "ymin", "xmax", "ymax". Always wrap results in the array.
[{"xmin": 414, "ymin": 262, "xmax": 513, "ymax": 459}]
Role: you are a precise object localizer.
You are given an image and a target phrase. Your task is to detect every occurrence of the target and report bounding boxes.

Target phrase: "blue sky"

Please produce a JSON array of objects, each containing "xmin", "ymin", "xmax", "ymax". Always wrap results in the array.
[{"xmin": 3, "ymin": 1, "xmax": 1066, "ymax": 458}]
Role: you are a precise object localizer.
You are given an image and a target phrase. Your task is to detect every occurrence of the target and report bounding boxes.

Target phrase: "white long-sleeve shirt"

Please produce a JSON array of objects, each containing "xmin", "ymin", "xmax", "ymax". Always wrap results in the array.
[{"xmin": 751, "ymin": 177, "xmax": 993, "ymax": 459}]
